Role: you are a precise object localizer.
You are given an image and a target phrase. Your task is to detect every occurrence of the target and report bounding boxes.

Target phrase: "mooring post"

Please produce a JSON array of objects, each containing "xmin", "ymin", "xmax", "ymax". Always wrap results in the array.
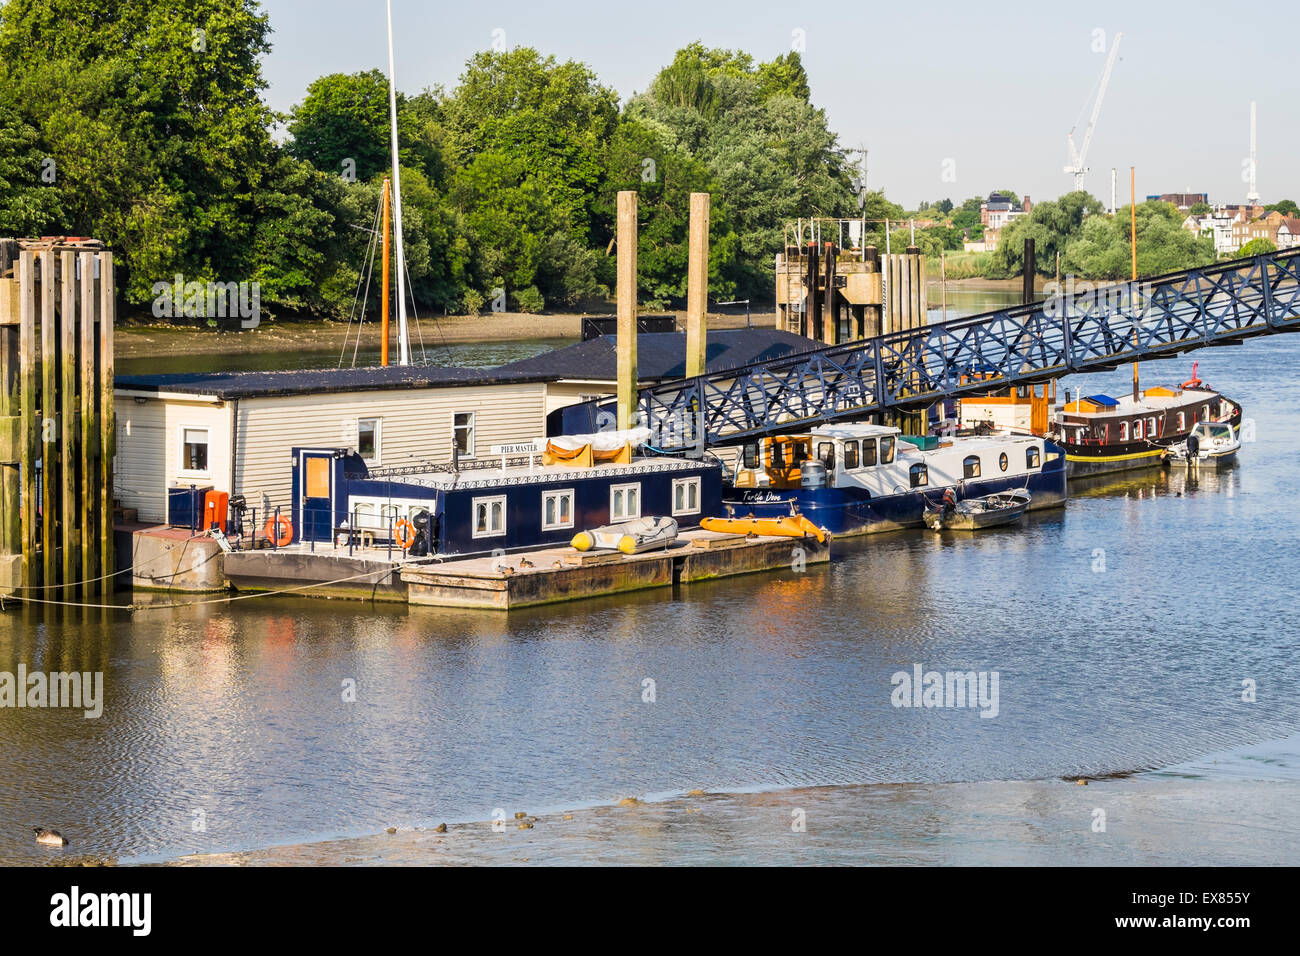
[
  {"xmin": 18, "ymin": 252, "xmax": 36, "ymax": 589},
  {"xmin": 79, "ymin": 251, "xmax": 96, "ymax": 591},
  {"xmin": 1022, "ymin": 237, "xmax": 1036, "ymax": 306},
  {"xmin": 0, "ymin": 258, "xmax": 21, "ymax": 587},
  {"xmin": 685, "ymin": 192, "xmax": 709, "ymax": 379},
  {"xmin": 40, "ymin": 250, "xmax": 57, "ymax": 591},
  {"xmin": 99, "ymin": 251, "xmax": 115, "ymax": 597},
  {"xmin": 616, "ymin": 190, "xmax": 638, "ymax": 432},
  {"xmin": 823, "ymin": 242, "xmax": 837, "ymax": 346},
  {"xmin": 60, "ymin": 251, "xmax": 78, "ymax": 599}
]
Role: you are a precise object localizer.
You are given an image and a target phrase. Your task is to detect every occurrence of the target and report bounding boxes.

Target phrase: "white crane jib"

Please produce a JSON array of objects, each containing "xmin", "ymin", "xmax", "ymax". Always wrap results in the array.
[{"xmin": 1064, "ymin": 32, "xmax": 1123, "ymax": 192}]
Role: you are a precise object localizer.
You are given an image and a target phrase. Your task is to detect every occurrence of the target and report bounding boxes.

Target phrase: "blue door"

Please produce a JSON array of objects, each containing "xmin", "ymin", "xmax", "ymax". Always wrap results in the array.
[{"xmin": 297, "ymin": 449, "xmax": 336, "ymax": 543}]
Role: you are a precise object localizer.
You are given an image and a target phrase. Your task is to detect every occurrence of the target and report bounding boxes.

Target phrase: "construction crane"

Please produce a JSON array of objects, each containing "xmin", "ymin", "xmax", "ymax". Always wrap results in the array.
[{"xmin": 1064, "ymin": 32, "xmax": 1123, "ymax": 192}]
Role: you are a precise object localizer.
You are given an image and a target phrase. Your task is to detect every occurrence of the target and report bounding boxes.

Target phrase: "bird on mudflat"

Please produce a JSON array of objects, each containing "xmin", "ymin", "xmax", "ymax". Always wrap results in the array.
[{"xmin": 34, "ymin": 827, "xmax": 68, "ymax": 847}]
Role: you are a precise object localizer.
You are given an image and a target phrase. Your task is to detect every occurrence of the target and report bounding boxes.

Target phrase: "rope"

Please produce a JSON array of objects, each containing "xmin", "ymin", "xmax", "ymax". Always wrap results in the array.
[
  {"xmin": 3, "ymin": 561, "xmax": 425, "ymax": 612},
  {"xmin": 5, "ymin": 532, "xmax": 209, "ymax": 592}
]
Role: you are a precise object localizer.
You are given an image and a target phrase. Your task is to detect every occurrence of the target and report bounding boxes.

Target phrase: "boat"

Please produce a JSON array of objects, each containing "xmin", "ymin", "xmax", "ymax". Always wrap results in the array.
[
  {"xmin": 724, "ymin": 423, "xmax": 1066, "ymax": 537},
  {"xmin": 699, "ymin": 513, "xmax": 828, "ymax": 543},
  {"xmin": 290, "ymin": 427, "xmax": 721, "ymax": 557},
  {"xmin": 959, "ymin": 363, "xmax": 1242, "ymax": 480},
  {"xmin": 923, "ymin": 489, "xmax": 1031, "ymax": 531},
  {"xmin": 1165, "ymin": 420, "xmax": 1240, "ymax": 469},
  {"xmin": 573, "ymin": 516, "xmax": 679, "ymax": 553}
]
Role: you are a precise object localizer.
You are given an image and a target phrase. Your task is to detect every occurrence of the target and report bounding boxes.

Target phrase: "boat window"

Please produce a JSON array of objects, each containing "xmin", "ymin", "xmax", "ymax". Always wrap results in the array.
[
  {"xmin": 1177, "ymin": 412, "xmax": 1186, "ymax": 431},
  {"xmin": 542, "ymin": 489, "xmax": 575, "ymax": 531},
  {"xmin": 454, "ymin": 412, "xmax": 476, "ymax": 458},
  {"xmin": 181, "ymin": 427, "xmax": 209, "ymax": 474},
  {"xmin": 471, "ymin": 495, "xmax": 507, "ymax": 538},
  {"xmin": 1202, "ymin": 404, "xmax": 1210, "ymax": 421},
  {"xmin": 844, "ymin": 441, "xmax": 859, "ymax": 470},
  {"xmin": 817, "ymin": 441, "xmax": 835, "ymax": 468},
  {"xmin": 1133, "ymin": 419, "xmax": 1143, "ymax": 440},
  {"xmin": 742, "ymin": 443, "xmax": 759, "ymax": 470},
  {"xmin": 909, "ymin": 463, "xmax": 928, "ymax": 487},
  {"xmin": 610, "ymin": 483, "xmax": 641, "ymax": 522},
  {"xmin": 672, "ymin": 477, "xmax": 701, "ymax": 517},
  {"xmin": 1148, "ymin": 416, "xmax": 1157, "ymax": 438},
  {"xmin": 770, "ymin": 442, "xmax": 786, "ymax": 469},
  {"xmin": 963, "ymin": 455, "xmax": 981, "ymax": 479},
  {"xmin": 880, "ymin": 436, "xmax": 896, "ymax": 464},
  {"xmin": 998, "ymin": 452, "xmax": 1009, "ymax": 472},
  {"xmin": 1119, "ymin": 421, "xmax": 1129, "ymax": 441},
  {"xmin": 861, "ymin": 438, "xmax": 877, "ymax": 467},
  {"xmin": 1026, "ymin": 446, "xmax": 1041, "ymax": 469},
  {"xmin": 357, "ymin": 418, "xmax": 381, "ymax": 464}
]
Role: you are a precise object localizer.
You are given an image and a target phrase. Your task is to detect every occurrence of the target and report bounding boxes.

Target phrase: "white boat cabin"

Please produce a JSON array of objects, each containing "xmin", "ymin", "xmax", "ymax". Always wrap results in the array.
[{"xmin": 734, "ymin": 423, "xmax": 1052, "ymax": 495}]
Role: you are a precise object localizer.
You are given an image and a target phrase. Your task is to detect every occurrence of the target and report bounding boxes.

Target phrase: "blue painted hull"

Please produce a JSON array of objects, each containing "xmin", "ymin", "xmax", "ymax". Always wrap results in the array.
[{"xmin": 723, "ymin": 450, "xmax": 1067, "ymax": 537}]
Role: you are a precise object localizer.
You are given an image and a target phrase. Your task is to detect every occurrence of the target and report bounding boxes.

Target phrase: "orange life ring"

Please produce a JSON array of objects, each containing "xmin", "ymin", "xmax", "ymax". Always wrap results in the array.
[
  {"xmin": 263, "ymin": 515, "xmax": 293, "ymax": 547},
  {"xmin": 393, "ymin": 518, "xmax": 416, "ymax": 550}
]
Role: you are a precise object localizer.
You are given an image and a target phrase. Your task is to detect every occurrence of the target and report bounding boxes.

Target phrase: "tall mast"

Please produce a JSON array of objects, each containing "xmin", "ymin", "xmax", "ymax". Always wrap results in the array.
[
  {"xmin": 385, "ymin": 0, "xmax": 409, "ymax": 365},
  {"xmin": 380, "ymin": 177, "xmax": 391, "ymax": 367}
]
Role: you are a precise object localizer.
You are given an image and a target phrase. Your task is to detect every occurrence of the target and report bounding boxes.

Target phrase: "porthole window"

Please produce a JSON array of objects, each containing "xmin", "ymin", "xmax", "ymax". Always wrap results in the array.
[
  {"xmin": 998, "ymin": 452, "xmax": 1009, "ymax": 472},
  {"xmin": 963, "ymin": 455, "xmax": 981, "ymax": 479}
]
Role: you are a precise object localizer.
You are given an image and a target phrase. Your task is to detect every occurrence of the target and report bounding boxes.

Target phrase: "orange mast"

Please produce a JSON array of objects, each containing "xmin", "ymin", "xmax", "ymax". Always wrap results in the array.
[
  {"xmin": 380, "ymin": 176, "xmax": 391, "ymax": 367},
  {"xmin": 1130, "ymin": 166, "xmax": 1139, "ymax": 401}
]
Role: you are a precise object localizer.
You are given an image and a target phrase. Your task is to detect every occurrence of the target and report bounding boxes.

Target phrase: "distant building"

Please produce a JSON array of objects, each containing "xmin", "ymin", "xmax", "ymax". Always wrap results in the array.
[
  {"xmin": 1229, "ymin": 210, "xmax": 1285, "ymax": 251},
  {"xmin": 973, "ymin": 192, "xmax": 1031, "ymax": 252},
  {"xmin": 1277, "ymin": 218, "xmax": 1300, "ymax": 250},
  {"xmin": 1147, "ymin": 192, "xmax": 1208, "ymax": 211}
]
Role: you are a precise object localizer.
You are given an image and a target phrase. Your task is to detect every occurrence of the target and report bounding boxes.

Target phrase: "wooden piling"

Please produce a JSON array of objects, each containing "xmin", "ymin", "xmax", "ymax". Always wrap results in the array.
[
  {"xmin": 18, "ymin": 252, "xmax": 36, "ymax": 588},
  {"xmin": 79, "ymin": 252, "xmax": 96, "ymax": 591},
  {"xmin": 823, "ymin": 243, "xmax": 838, "ymax": 346},
  {"xmin": 0, "ymin": 270, "xmax": 20, "ymax": 568},
  {"xmin": 685, "ymin": 192, "xmax": 709, "ymax": 379},
  {"xmin": 60, "ymin": 251, "xmax": 78, "ymax": 598},
  {"xmin": 40, "ymin": 250, "xmax": 57, "ymax": 590},
  {"xmin": 99, "ymin": 252, "xmax": 115, "ymax": 596},
  {"xmin": 616, "ymin": 192, "xmax": 638, "ymax": 431}
]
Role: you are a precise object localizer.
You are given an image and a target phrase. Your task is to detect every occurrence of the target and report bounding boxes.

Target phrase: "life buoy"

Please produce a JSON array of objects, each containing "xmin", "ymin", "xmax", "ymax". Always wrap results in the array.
[
  {"xmin": 264, "ymin": 515, "xmax": 293, "ymax": 547},
  {"xmin": 393, "ymin": 518, "xmax": 416, "ymax": 550}
]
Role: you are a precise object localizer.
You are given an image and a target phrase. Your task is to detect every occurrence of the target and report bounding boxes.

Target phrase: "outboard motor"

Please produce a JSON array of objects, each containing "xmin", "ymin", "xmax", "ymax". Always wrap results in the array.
[
  {"xmin": 410, "ymin": 509, "xmax": 433, "ymax": 557},
  {"xmin": 228, "ymin": 494, "xmax": 248, "ymax": 549}
]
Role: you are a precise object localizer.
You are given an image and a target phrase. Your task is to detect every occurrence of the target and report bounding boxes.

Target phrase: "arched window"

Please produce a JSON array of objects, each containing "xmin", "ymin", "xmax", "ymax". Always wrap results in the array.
[
  {"xmin": 1133, "ymin": 419, "xmax": 1144, "ymax": 440},
  {"xmin": 1177, "ymin": 412, "xmax": 1186, "ymax": 432},
  {"xmin": 963, "ymin": 455, "xmax": 981, "ymax": 479},
  {"xmin": 909, "ymin": 463, "xmax": 928, "ymax": 487},
  {"xmin": 1026, "ymin": 446, "xmax": 1041, "ymax": 469},
  {"xmin": 998, "ymin": 452, "xmax": 1009, "ymax": 472},
  {"xmin": 1119, "ymin": 421, "xmax": 1129, "ymax": 441}
]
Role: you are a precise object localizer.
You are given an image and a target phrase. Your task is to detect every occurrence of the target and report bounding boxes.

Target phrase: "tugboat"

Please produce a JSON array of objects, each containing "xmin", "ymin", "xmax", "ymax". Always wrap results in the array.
[
  {"xmin": 724, "ymin": 424, "xmax": 1065, "ymax": 537},
  {"xmin": 1047, "ymin": 363, "xmax": 1242, "ymax": 479}
]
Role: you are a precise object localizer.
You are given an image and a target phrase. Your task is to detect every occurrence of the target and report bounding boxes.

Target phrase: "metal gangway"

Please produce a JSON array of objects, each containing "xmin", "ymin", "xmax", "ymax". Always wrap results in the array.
[{"xmin": 638, "ymin": 250, "xmax": 1300, "ymax": 452}]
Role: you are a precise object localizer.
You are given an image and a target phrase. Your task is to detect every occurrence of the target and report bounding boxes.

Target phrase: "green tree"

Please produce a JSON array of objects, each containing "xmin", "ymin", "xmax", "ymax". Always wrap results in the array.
[
  {"xmin": 1188, "ymin": 201, "xmax": 1212, "ymax": 216},
  {"xmin": 1263, "ymin": 199, "xmax": 1298, "ymax": 217},
  {"xmin": 0, "ymin": 99, "xmax": 64, "ymax": 235},
  {"xmin": 1238, "ymin": 237, "xmax": 1277, "ymax": 256},
  {"xmin": 288, "ymin": 70, "xmax": 395, "ymax": 183}
]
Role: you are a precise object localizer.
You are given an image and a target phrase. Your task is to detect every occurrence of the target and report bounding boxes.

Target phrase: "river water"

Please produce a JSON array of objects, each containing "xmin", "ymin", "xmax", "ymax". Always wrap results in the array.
[{"xmin": 4, "ymin": 288, "xmax": 1298, "ymax": 865}]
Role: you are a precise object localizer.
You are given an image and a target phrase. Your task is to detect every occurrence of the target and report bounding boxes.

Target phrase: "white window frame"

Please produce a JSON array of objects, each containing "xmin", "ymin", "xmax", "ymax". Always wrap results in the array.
[
  {"xmin": 671, "ymin": 477, "xmax": 701, "ymax": 517},
  {"xmin": 177, "ymin": 425, "xmax": 211, "ymax": 479},
  {"xmin": 610, "ymin": 482, "xmax": 641, "ymax": 523},
  {"xmin": 541, "ymin": 488, "xmax": 575, "ymax": 531},
  {"xmin": 453, "ymin": 411, "xmax": 477, "ymax": 459},
  {"xmin": 357, "ymin": 417, "xmax": 382, "ymax": 466},
  {"xmin": 471, "ymin": 494, "xmax": 507, "ymax": 539}
]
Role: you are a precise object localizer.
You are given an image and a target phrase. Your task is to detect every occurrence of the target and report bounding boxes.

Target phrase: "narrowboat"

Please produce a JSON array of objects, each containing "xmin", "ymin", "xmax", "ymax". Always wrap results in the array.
[
  {"xmin": 723, "ymin": 423, "xmax": 1066, "ymax": 537},
  {"xmin": 1048, "ymin": 381, "xmax": 1242, "ymax": 478},
  {"xmin": 287, "ymin": 428, "xmax": 722, "ymax": 557}
]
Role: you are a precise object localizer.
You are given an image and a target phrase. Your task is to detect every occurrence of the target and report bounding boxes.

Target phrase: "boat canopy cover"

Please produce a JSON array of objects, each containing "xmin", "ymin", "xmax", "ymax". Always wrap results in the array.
[
  {"xmin": 542, "ymin": 426, "xmax": 652, "ymax": 469},
  {"xmin": 1085, "ymin": 394, "xmax": 1120, "ymax": 407}
]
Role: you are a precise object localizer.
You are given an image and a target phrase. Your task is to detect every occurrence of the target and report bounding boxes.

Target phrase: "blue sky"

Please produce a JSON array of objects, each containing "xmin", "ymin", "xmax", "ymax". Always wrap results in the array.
[{"xmin": 259, "ymin": 0, "xmax": 1297, "ymax": 210}]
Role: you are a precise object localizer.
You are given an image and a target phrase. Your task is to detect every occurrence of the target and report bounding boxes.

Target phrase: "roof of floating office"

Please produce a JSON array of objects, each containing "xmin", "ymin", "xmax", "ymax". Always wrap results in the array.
[
  {"xmin": 497, "ymin": 329, "xmax": 818, "ymax": 382},
  {"xmin": 115, "ymin": 364, "xmax": 559, "ymax": 400}
]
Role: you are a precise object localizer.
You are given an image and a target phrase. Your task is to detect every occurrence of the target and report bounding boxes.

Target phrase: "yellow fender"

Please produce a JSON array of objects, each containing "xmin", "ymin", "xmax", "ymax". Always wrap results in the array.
[{"xmin": 699, "ymin": 515, "xmax": 827, "ymax": 543}]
